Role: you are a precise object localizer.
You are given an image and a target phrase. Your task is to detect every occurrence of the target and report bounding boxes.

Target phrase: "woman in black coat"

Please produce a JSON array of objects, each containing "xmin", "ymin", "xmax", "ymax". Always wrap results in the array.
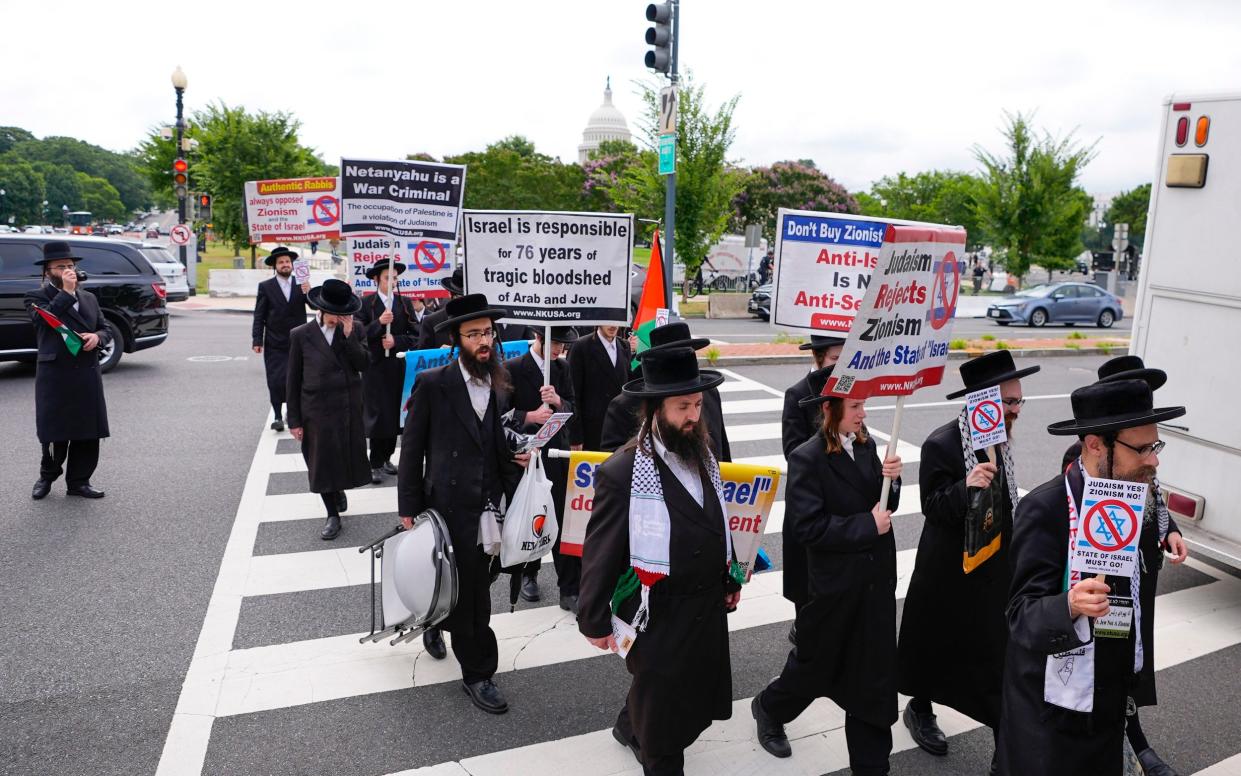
[{"xmin": 751, "ymin": 390, "xmax": 902, "ymax": 776}]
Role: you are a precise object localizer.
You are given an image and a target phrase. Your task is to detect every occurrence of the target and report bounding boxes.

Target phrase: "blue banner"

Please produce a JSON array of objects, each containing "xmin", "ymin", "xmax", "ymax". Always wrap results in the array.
[
  {"xmin": 780, "ymin": 214, "xmax": 887, "ymax": 247},
  {"xmin": 399, "ymin": 339, "xmax": 532, "ymax": 426}
]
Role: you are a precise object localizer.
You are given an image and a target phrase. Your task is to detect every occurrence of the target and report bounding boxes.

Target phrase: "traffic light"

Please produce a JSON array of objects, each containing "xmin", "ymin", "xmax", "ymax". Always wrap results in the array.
[
  {"xmin": 198, "ymin": 193, "xmax": 212, "ymax": 222},
  {"xmin": 172, "ymin": 158, "xmax": 188, "ymax": 200},
  {"xmin": 645, "ymin": 3, "xmax": 672, "ymax": 74}
]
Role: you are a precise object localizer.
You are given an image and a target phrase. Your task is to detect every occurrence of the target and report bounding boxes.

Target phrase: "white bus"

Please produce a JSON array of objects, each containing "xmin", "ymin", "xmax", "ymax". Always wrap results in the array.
[{"xmin": 1131, "ymin": 90, "xmax": 1241, "ymax": 567}]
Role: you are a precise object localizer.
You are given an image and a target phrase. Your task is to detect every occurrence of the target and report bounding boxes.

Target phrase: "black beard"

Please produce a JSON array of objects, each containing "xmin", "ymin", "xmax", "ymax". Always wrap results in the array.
[
  {"xmin": 276, "ymin": 266, "xmax": 293, "ymax": 277},
  {"xmin": 459, "ymin": 343, "xmax": 510, "ymax": 394},
  {"xmin": 657, "ymin": 412, "xmax": 710, "ymax": 464},
  {"xmin": 48, "ymin": 274, "xmax": 63, "ymax": 289}
]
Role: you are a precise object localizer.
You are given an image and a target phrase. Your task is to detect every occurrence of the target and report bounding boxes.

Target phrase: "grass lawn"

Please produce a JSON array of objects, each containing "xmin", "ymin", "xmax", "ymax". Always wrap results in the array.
[
  {"xmin": 633, "ymin": 246, "xmax": 651, "ymax": 267},
  {"xmin": 193, "ymin": 243, "xmax": 255, "ymax": 294}
]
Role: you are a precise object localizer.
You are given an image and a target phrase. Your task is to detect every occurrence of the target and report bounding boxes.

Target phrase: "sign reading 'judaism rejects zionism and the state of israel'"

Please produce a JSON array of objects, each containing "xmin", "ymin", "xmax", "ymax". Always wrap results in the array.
[{"xmin": 462, "ymin": 210, "xmax": 634, "ymax": 325}]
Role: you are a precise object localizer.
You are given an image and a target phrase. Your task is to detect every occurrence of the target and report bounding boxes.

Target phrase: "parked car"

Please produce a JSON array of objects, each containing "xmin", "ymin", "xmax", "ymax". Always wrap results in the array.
[
  {"xmin": 0, "ymin": 234, "xmax": 170, "ymax": 372},
  {"xmin": 748, "ymin": 282, "xmax": 772, "ymax": 320},
  {"xmin": 985, "ymin": 281, "xmax": 1123, "ymax": 328},
  {"xmin": 127, "ymin": 241, "xmax": 190, "ymax": 302},
  {"xmin": 106, "ymin": 224, "xmax": 125, "ymax": 235}
]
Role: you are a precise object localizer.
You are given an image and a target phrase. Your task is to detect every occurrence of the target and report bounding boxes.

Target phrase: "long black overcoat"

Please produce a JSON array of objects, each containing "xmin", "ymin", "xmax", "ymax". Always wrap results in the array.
[
  {"xmin": 784, "ymin": 430, "xmax": 901, "ymax": 728},
  {"xmin": 24, "ymin": 284, "xmax": 110, "ymax": 443},
  {"xmin": 252, "ymin": 277, "xmax": 310, "ymax": 399},
  {"xmin": 354, "ymin": 293, "xmax": 417, "ymax": 438},
  {"xmin": 567, "ymin": 331, "xmax": 631, "ymax": 450},
  {"xmin": 600, "ymin": 389, "xmax": 731, "ymax": 461},
  {"xmin": 779, "ymin": 365, "xmax": 832, "ymax": 609},
  {"xmin": 286, "ymin": 323, "xmax": 372, "ymax": 494},
  {"xmin": 578, "ymin": 446, "xmax": 739, "ymax": 761}
]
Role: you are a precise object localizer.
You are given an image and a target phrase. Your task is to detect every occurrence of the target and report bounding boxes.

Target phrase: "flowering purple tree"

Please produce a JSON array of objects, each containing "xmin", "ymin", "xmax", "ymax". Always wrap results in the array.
[{"xmin": 731, "ymin": 160, "xmax": 859, "ymax": 244}]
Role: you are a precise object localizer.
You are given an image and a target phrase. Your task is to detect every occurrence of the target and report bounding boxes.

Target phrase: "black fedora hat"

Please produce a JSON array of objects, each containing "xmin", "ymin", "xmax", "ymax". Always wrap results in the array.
[
  {"xmin": 433, "ymin": 292, "xmax": 508, "ymax": 333},
  {"xmin": 798, "ymin": 334, "xmax": 846, "ymax": 352},
  {"xmin": 1047, "ymin": 379, "xmax": 1185, "ymax": 437},
  {"xmin": 264, "ymin": 246, "xmax": 299, "ymax": 267},
  {"xmin": 538, "ymin": 326, "xmax": 579, "ymax": 344},
  {"xmin": 636, "ymin": 321, "xmax": 710, "ymax": 359},
  {"xmin": 365, "ymin": 258, "xmax": 406, "ymax": 280},
  {"xmin": 307, "ymin": 278, "xmax": 361, "ymax": 315},
  {"xmin": 1096, "ymin": 354, "xmax": 1166, "ymax": 391},
  {"xmin": 36, "ymin": 240, "xmax": 81, "ymax": 265},
  {"xmin": 945, "ymin": 350, "xmax": 1041, "ymax": 400},
  {"xmin": 440, "ymin": 267, "xmax": 464, "ymax": 295},
  {"xmin": 798, "ymin": 367, "xmax": 839, "ymax": 409},
  {"xmin": 623, "ymin": 346, "xmax": 724, "ymax": 398}
]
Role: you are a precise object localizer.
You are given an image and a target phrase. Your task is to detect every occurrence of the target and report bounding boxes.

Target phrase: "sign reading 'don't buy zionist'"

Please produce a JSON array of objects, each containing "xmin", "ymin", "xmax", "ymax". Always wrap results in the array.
[
  {"xmin": 243, "ymin": 176, "xmax": 341, "ymax": 244},
  {"xmin": 559, "ymin": 451, "xmax": 781, "ymax": 578},
  {"xmin": 826, "ymin": 223, "xmax": 966, "ymax": 399}
]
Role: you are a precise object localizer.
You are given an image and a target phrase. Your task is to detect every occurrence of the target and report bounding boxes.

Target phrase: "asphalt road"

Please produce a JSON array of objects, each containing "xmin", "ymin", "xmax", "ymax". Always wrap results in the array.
[{"xmin": 2, "ymin": 315, "xmax": 1237, "ymax": 776}]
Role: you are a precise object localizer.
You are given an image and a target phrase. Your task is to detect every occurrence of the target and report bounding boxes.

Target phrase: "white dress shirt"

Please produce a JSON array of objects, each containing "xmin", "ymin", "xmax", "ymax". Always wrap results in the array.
[
  {"xmin": 839, "ymin": 432, "xmax": 857, "ymax": 461},
  {"xmin": 597, "ymin": 330, "xmax": 618, "ymax": 366},
  {"xmin": 652, "ymin": 428, "xmax": 704, "ymax": 507},
  {"xmin": 377, "ymin": 290, "xmax": 392, "ymax": 310},
  {"xmin": 458, "ymin": 360, "xmax": 492, "ymax": 420},
  {"xmin": 320, "ymin": 322, "xmax": 336, "ymax": 346}
]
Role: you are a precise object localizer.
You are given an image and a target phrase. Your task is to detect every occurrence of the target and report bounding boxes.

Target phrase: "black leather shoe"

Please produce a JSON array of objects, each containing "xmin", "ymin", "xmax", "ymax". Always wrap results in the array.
[
  {"xmin": 559, "ymin": 593, "xmax": 579, "ymax": 613},
  {"xmin": 1136, "ymin": 748, "xmax": 1178, "ymax": 776},
  {"xmin": 787, "ymin": 622, "xmax": 797, "ymax": 645},
  {"xmin": 320, "ymin": 515, "xmax": 341, "ymax": 540},
  {"xmin": 370, "ymin": 468, "xmax": 384, "ymax": 484},
  {"xmin": 520, "ymin": 575, "xmax": 540, "ymax": 602},
  {"xmin": 271, "ymin": 419, "xmax": 285, "ymax": 432},
  {"xmin": 336, "ymin": 492, "xmax": 348, "ymax": 513},
  {"xmin": 752, "ymin": 695, "xmax": 792, "ymax": 758},
  {"xmin": 66, "ymin": 484, "xmax": 105, "ymax": 499},
  {"xmin": 32, "ymin": 479, "xmax": 52, "ymax": 500},
  {"xmin": 903, "ymin": 700, "xmax": 948, "ymax": 756},
  {"xmin": 462, "ymin": 679, "xmax": 508, "ymax": 714},
  {"xmin": 381, "ymin": 461, "xmax": 398, "ymax": 475},
  {"xmin": 423, "ymin": 628, "xmax": 447, "ymax": 660},
  {"xmin": 612, "ymin": 723, "xmax": 641, "ymax": 763}
]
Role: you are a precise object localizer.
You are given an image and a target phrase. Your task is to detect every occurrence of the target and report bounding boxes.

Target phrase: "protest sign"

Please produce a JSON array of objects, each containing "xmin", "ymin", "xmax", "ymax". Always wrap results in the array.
[
  {"xmin": 398, "ymin": 339, "xmax": 531, "ymax": 426},
  {"xmin": 771, "ymin": 209, "xmax": 888, "ymax": 333},
  {"xmin": 462, "ymin": 210, "xmax": 633, "ymax": 325},
  {"xmin": 558, "ymin": 451, "xmax": 780, "ymax": 577},
  {"xmin": 965, "ymin": 385, "xmax": 1007, "ymax": 451},
  {"xmin": 345, "ymin": 231, "xmax": 454, "ymax": 299},
  {"xmin": 292, "ymin": 258, "xmax": 311, "ymax": 285},
  {"xmin": 243, "ymin": 176, "xmax": 341, "ymax": 244},
  {"xmin": 526, "ymin": 412, "xmax": 574, "ymax": 451},
  {"xmin": 1071, "ymin": 476, "xmax": 1147, "ymax": 578},
  {"xmin": 340, "ymin": 158, "xmax": 466, "ymax": 242}
]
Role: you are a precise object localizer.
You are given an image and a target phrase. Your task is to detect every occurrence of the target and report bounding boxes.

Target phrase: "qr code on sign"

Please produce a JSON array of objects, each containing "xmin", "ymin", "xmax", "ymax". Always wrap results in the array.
[{"xmin": 834, "ymin": 375, "xmax": 855, "ymax": 393}]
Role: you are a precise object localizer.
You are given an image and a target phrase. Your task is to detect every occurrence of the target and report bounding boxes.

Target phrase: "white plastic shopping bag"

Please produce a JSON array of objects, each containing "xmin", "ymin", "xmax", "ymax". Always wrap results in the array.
[{"xmin": 500, "ymin": 454, "xmax": 559, "ymax": 568}]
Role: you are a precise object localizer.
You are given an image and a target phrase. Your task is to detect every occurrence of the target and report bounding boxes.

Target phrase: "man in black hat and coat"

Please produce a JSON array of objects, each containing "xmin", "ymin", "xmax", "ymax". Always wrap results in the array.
[
  {"xmin": 354, "ymin": 258, "xmax": 418, "ymax": 483},
  {"xmin": 398, "ymin": 293, "xmax": 527, "ymax": 713},
  {"xmin": 779, "ymin": 333, "xmax": 845, "ymax": 634},
  {"xmin": 897, "ymin": 350, "xmax": 1039, "ymax": 768},
  {"xmin": 998, "ymin": 380, "xmax": 1186, "ymax": 776},
  {"xmin": 25, "ymin": 241, "xmax": 111, "ymax": 499},
  {"xmin": 504, "ymin": 326, "xmax": 583, "ymax": 610},
  {"xmin": 599, "ymin": 322, "xmax": 731, "ymax": 461},
  {"xmin": 568, "ymin": 324, "xmax": 632, "ymax": 451},
  {"xmin": 286, "ymin": 279, "xmax": 372, "ymax": 540},
  {"xmin": 579, "ymin": 346, "xmax": 742, "ymax": 776},
  {"xmin": 252, "ymin": 246, "xmax": 311, "ymax": 431}
]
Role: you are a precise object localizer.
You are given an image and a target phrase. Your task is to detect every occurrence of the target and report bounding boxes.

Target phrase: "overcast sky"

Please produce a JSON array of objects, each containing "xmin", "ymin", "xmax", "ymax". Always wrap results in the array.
[{"xmin": 6, "ymin": 0, "xmax": 1239, "ymax": 196}]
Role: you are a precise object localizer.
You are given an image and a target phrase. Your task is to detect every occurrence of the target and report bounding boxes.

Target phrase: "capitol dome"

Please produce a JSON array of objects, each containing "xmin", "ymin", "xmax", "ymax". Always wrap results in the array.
[{"xmin": 578, "ymin": 77, "xmax": 633, "ymax": 163}]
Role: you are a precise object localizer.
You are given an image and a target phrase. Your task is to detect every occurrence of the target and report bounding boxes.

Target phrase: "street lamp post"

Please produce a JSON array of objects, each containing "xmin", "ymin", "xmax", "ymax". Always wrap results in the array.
[
  {"xmin": 171, "ymin": 66, "xmax": 188, "ymax": 271},
  {"xmin": 0, "ymin": 189, "xmax": 6, "ymax": 225},
  {"xmin": 41, "ymin": 200, "xmax": 48, "ymax": 225}
]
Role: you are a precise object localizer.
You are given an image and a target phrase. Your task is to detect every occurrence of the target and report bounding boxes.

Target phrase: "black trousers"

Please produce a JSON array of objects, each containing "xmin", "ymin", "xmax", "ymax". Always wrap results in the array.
[
  {"xmin": 40, "ymin": 440, "xmax": 100, "ymax": 488},
  {"xmin": 761, "ymin": 679, "xmax": 892, "ymax": 775},
  {"xmin": 445, "ymin": 544, "xmax": 499, "ymax": 684},
  {"xmin": 269, "ymin": 385, "xmax": 284, "ymax": 419},
  {"xmin": 368, "ymin": 436, "xmax": 397, "ymax": 468},
  {"xmin": 521, "ymin": 466, "xmax": 581, "ymax": 595},
  {"xmin": 616, "ymin": 705, "xmax": 685, "ymax": 776}
]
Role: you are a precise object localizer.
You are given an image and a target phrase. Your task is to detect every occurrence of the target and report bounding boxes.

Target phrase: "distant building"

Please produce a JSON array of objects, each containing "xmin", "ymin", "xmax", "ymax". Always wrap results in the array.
[{"xmin": 577, "ymin": 77, "xmax": 633, "ymax": 164}]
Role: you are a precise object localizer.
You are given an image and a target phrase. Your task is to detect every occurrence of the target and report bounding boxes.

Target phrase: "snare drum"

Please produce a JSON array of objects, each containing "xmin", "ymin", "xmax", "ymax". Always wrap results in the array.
[{"xmin": 360, "ymin": 509, "xmax": 458, "ymax": 645}]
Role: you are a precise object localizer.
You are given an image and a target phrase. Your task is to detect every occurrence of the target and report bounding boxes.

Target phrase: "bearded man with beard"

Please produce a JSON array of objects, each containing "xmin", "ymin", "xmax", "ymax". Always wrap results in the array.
[
  {"xmin": 252, "ymin": 246, "xmax": 311, "ymax": 431},
  {"xmin": 579, "ymin": 346, "xmax": 741, "ymax": 776},
  {"xmin": 897, "ymin": 351, "xmax": 1040, "ymax": 773},
  {"xmin": 397, "ymin": 293, "xmax": 527, "ymax": 714}
]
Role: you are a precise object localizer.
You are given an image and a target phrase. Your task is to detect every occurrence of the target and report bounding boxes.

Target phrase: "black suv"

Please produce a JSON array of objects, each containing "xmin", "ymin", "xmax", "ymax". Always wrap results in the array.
[{"xmin": 0, "ymin": 234, "xmax": 170, "ymax": 372}]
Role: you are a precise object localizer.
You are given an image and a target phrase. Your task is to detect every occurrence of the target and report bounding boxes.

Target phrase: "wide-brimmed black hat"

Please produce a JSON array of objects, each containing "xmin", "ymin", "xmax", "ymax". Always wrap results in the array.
[
  {"xmin": 798, "ymin": 367, "xmax": 838, "ymax": 409},
  {"xmin": 307, "ymin": 278, "xmax": 361, "ymax": 315},
  {"xmin": 623, "ymin": 346, "xmax": 724, "ymax": 398},
  {"xmin": 264, "ymin": 246, "xmax": 299, "ymax": 267},
  {"xmin": 1047, "ymin": 379, "xmax": 1185, "ymax": 437},
  {"xmin": 635, "ymin": 321, "xmax": 710, "ymax": 359},
  {"xmin": 36, "ymin": 241, "xmax": 81, "ymax": 265},
  {"xmin": 799, "ymin": 334, "xmax": 846, "ymax": 352},
  {"xmin": 434, "ymin": 292, "xmax": 508, "ymax": 333},
  {"xmin": 365, "ymin": 258, "xmax": 406, "ymax": 280},
  {"xmin": 537, "ymin": 326, "xmax": 579, "ymax": 344},
  {"xmin": 440, "ymin": 267, "xmax": 464, "ymax": 295},
  {"xmin": 1096, "ymin": 354, "xmax": 1166, "ymax": 391},
  {"xmin": 945, "ymin": 350, "xmax": 1041, "ymax": 400}
]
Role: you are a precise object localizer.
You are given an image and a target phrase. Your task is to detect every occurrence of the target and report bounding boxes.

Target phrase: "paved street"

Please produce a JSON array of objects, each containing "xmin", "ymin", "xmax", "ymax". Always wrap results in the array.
[{"xmin": 2, "ymin": 311, "xmax": 1238, "ymax": 776}]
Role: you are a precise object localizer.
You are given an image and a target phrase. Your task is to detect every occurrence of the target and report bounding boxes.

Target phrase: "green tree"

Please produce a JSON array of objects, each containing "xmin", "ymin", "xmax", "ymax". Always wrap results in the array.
[
  {"xmin": 134, "ymin": 127, "xmax": 191, "ymax": 210},
  {"xmin": 1105, "ymin": 183, "xmax": 1152, "ymax": 251},
  {"xmin": 31, "ymin": 162, "xmax": 84, "ymax": 217},
  {"xmin": 582, "ymin": 139, "xmax": 642, "ymax": 213},
  {"xmin": 75, "ymin": 172, "xmax": 126, "ymax": 222},
  {"xmin": 445, "ymin": 136, "xmax": 586, "ymax": 212},
  {"xmin": 611, "ymin": 74, "xmax": 746, "ymax": 299},
  {"xmin": 731, "ymin": 160, "xmax": 858, "ymax": 245},
  {"xmin": 973, "ymin": 112, "xmax": 1096, "ymax": 281},
  {"xmin": 7, "ymin": 136, "xmax": 150, "ymax": 212},
  {"xmin": 0, "ymin": 126, "xmax": 36, "ymax": 155},
  {"xmin": 0, "ymin": 158, "xmax": 46, "ymax": 224},
  {"xmin": 860, "ymin": 170, "xmax": 988, "ymax": 251}
]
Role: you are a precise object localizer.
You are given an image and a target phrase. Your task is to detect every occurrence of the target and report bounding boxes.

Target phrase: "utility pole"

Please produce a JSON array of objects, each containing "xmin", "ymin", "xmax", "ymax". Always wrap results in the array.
[{"xmin": 646, "ymin": 1, "xmax": 679, "ymax": 308}]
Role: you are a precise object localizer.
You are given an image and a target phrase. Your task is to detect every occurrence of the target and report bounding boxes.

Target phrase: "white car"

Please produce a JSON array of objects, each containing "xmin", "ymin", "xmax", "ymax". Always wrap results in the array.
[{"xmin": 132, "ymin": 242, "xmax": 190, "ymax": 301}]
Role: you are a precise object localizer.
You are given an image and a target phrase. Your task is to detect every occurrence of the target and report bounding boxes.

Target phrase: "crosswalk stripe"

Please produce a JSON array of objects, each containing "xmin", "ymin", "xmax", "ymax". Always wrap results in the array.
[
  {"xmin": 721, "ymin": 398, "xmax": 785, "ymax": 415},
  {"xmin": 1193, "ymin": 753, "xmax": 1241, "ymax": 775}
]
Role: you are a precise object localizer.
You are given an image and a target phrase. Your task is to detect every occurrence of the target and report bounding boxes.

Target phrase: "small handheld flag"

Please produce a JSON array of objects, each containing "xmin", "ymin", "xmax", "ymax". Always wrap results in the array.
[{"xmin": 33, "ymin": 306, "xmax": 84, "ymax": 356}]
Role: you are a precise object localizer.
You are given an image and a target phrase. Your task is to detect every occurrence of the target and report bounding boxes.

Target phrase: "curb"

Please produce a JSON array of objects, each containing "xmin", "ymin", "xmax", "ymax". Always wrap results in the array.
[{"xmin": 700, "ymin": 346, "xmax": 1126, "ymax": 368}]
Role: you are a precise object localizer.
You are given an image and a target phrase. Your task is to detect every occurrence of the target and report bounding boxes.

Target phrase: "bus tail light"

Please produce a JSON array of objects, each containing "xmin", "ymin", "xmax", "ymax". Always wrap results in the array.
[
  {"xmin": 1175, "ymin": 117, "xmax": 1189, "ymax": 146},
  {"xmin": 1164, "ymin": 486, "xmax": 1205, "ymax": 522},
  {"xmin": 1195, "ymin": 115, "xmax": 1210, "ymax": 146}
]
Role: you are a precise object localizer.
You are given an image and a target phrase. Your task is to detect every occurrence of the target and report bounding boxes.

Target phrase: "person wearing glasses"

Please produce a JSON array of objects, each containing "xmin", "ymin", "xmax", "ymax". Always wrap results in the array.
[
  {"xmin": 897, "ymin": 351, "xmax": 1040, "ymax": 774},
  {"xmin": 397, "ymin": 293, "xmax": 528, "ymax": 714}
]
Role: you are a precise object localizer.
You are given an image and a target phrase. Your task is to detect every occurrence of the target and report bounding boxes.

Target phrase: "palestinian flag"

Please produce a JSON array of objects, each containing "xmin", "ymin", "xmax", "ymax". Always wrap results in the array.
[
  {"xmin": 631, "ymin": 227, "xmax": 669, "ymax": 369},
  {"xmin": 33, "ymin": 306, "xmax": 83, "ymax": 356}
]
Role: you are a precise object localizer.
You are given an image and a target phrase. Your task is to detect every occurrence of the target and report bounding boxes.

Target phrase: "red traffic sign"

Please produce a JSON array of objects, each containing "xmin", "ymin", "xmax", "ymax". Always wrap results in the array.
[
  {"xmin": 970, "ymin": 400, "xmax": 1003, "ymax": 434},
  {"xmin": 1083, "ymin": 499, "xmax": 1140, "ymax": 552},
  {"xmin": 170, "ymin": 224, "xmax": 193, "ymax": 246}
]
